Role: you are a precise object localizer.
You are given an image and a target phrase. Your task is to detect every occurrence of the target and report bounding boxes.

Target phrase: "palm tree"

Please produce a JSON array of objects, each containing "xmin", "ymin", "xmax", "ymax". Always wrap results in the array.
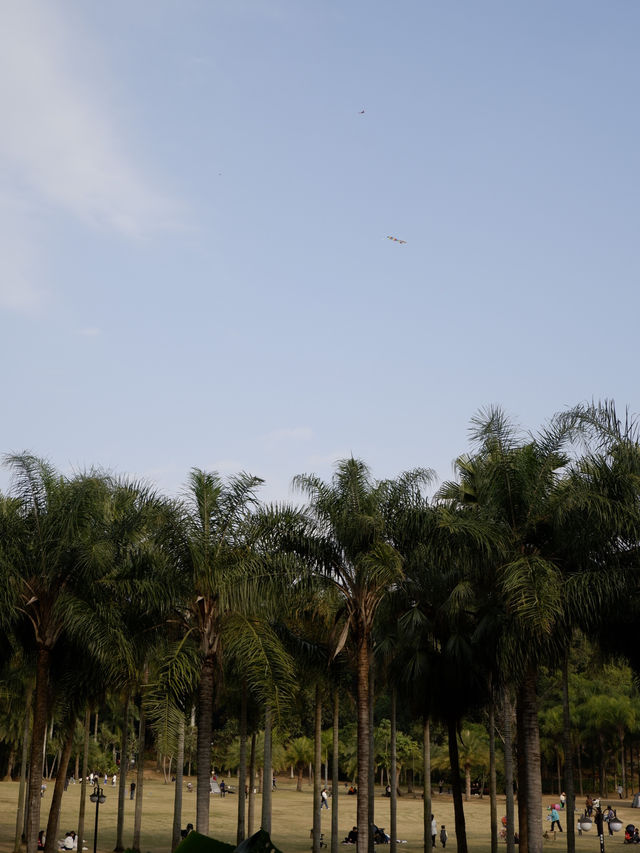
[
  {"xmin": 170, "ymin": 469, "xmax": 299, "ymax": 835},
  {"xmin": 456, "ymin": 726, "xmax": 490, "ymax": 801},
  {"xmin": 436, "ymin": 403, "xmax": 640, "ymax": 853},
  {"xmin": 171, "ymin": 468, "xmax": 267, "ymax": 835},
  {"xmin": 286, "ymin": 736, "xmax": 314, "ymax": 790},
  {"xmin": 92, "ymin": 478, "xmax": 178, "ymax": 853},
  {"xmin": 0, "ymin": 455, "xmax": 114, "ymax": 853},
  {"xmin": 291, "ymin": 459, "xmax": 424, "ymax": 853}
]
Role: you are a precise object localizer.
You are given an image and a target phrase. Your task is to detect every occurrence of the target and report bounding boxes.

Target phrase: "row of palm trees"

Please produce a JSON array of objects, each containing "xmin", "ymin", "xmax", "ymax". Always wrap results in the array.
[{"xmin": 2, "ymin": 401, "xmax": 640, "ymax": 853}]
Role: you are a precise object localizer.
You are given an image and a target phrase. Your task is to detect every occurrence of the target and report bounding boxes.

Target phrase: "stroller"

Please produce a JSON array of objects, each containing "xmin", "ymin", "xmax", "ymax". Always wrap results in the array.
[{"xmin": 624, "ymin": 824, "xmax": 639, "ymax": 844}]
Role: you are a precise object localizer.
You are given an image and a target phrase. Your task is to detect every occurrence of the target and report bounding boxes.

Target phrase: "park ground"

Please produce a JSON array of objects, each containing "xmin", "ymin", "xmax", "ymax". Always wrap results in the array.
[{"xmin": 0, "ymin": 774, "xmax": 634, "ymax": 853}]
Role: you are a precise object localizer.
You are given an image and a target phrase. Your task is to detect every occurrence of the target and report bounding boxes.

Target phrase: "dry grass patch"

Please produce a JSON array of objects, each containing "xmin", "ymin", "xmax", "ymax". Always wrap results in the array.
[{"xmin": 0, "ymin": 776, "xmax": 631, "ymax": 853}]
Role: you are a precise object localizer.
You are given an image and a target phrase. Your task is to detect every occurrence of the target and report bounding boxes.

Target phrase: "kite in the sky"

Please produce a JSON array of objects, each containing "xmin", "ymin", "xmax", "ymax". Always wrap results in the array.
[
  {"xmin": 359, "ymin": 109, "xmax": 365, "ymax": 114},
  {"xmin": 387, "ymin": 235, "xmax": 407, "ymax": 244}
]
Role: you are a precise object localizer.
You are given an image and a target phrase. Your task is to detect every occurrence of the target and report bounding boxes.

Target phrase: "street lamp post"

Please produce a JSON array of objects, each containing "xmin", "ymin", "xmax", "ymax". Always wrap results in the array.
[
  {"xmin": 595, "ymin": 807, "xmax": 605, "ymax": 853},
  {"xmin": 89, "ymin": 785, "xmax": 106, "ymax": 853}
]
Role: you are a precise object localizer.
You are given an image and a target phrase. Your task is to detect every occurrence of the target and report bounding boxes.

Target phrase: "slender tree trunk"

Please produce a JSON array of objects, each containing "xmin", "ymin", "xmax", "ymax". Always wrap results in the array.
[
  {"xmin": 43, "ymin": 725, "xmax": 49, "ymax": 781},
  {"xmin": 172, "ymin": 714, "xmax": 185, "ymax": 852},
  {"xmin": 261, "ymin": 704, "xmax": 272, "ymax": 833},
  {"xmin": 423, "ymin": 718, "xmax": 431, "ymax": 853},
  {"xmin": 94, "ymin": 712, "xmax": 99, "ymax": 741},
  {"xmin": 368, "ymin": 662, "xmax": 375, "ymax": 853},
  {"xmin": 132, "ymin": 702, "xmax": 147, "ymax": 853},
  {"xmin": 447, "ymin": 716, "xmax": 468, "ymax": 853},
  {"xmin": 489, "ymin": 696, "xmax": 498, "ymax": 853},
  {"xmin": 331, "ymin": 690, "xmax": 339, "ymax": 853},
  {"xmin": 248, "ymin": 733, "xmax": 256, "ymax": 836},
  {"xmin": 503, "ymin": 688, "xmax": 515, "ymax": 853},
  {"xmin": 313, "ymin": 685, "xmax": 322, "ymax": 853},
  {"xmin": 4, "ymin": 746, "xmax": 16, "ymax": 782},
  {"xmin": 44, "ymin": 721, "xmax": 74, "ymax": 853},
  {"xmin": 77, "ymin": 707, "xmax": 91, "ymax": 853},
  {"xmin": 578, "ymin": 744, "xmax": 583, "ymax": 797},
  {"xmin": 236, "ymin": 683, "xmax": 247, "ymax": 845},
  {"xmin": 516, "ymin": 695, "xmax": 528, "ymax": 853},
  {"xmin": 390, "ymin": 687, "xmax": 397, "ymax": 853},
  {"xmin": 561, "ymin": 653, "xmax": 575, "ymax": 853},
  {"xmin": 114, "ymin": 693, "xmax": 130, "ymax": 852},
  {"xmin": 356, "ymin": 633, "xmax": 370, "ymax": 853},
  {"xmin": 621, "ymin": 735, "xmax": 627, "ymax": 798},
  {"xmin": 599, "ymin": 734, "xmax": 606, "ymax": 798},
  {"xmin": 519, "ymin": 667, "xmax": 542, "ymax": 853},
  {"xmin": 27, "ymin": 648, "xmax": 52, "ymax": 853},
  {"xmin": 50, "ymin": 749, "xmax": 59, "ymax": 780},
  {"xmin": 13, "ymin": 685, "xmax": 32, "ymax": 853},
  {"xmin": 196, "ymin": 654, "xmax": 215, "ymax": 835}
]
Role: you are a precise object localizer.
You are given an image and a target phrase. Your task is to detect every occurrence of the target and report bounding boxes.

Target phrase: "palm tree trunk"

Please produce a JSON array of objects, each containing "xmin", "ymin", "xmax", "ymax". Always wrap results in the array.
[
  {"xmin": 516, "ymin": 695, "xmax": 528, "ymax": 853},
  {"xmin": 624, "ymin": 741, "xmax": 633, "ymax": 797},
  {"xmin": 13, "ymin": 683, "xmax": 32, "ymax": 853},
  {"xmin": 236, "ymin": 683, "xmax": 247, "ymax": 845},
  {"xmin": 423, "ymin": 717, "xmax": 431, "ymax": 853},
  {"xmin": 77, "ymin": 707, "xmax": 91, "ymax": 853},
  {"xmin": 172, "ymin": 714, "xmax": 186, "ymax": 852},
  {"xmin": 248, "ymin": 732, "xmax": 256, "ymax": 836},
  {"xmin": 132, "ymin": 702, "xmax": 147, "ymax": 853},
  {"xmin": 390, "ymin": 687, "xmax": 397, "ymax": 853},
  {"xmin": 331, "ymin": 690, "xmax": 339, "ymax": 853},
  {"xmin": 114, "ymin": 693, "xmax": 130, "ymax": 852},
  {"xmin": 4, "ymin": 746, "xmax": 16, "ymax": 782},
  {"xmin": 577, "ymin": 744, "xmax": 583, "ymax": 797},
  {"xmin": 196, "ymin": 654, "xmax": 216, "ymax": 835},
  {"xmin": 488, "ymin": 696, "xmax": 498, "ymax": 853},
  {"xmin": 313, "ymin": 685, "xmax": 322, "ymax": 853},
  {"xmin": 44, "ymin": 720, "xmax": 74, "ymax": 853},
  {"xmin": 503, "ymin": 688, "xmax": 515, "ymax": 853},
  {"xmin": 261, "ymin": 703, "xmax": 272, "ymax": 833},
  {"xmin": 519, "ymin": 666, "xmax": 542, "ymax": 853},
  {"xmin": 368, "ymin": 661, "xmax": 375, "ymax": 853},
  {"xmin": 27, "ymin": 647, "xmax": 51, "ymax": 853},
  {"xmin": 447, "ymin": 715, "xmax": 468, "ymax": 853},
  {"xmin": 599, "ymin": 734, "xmax": 606, "ymax": 797},
  {"xmin": 561, "ymin": 653, "xmax": 575, "ymax": 853},
  {"xmin": 356, "ymin": 632, "xmax": 370, "ymax": 853}
]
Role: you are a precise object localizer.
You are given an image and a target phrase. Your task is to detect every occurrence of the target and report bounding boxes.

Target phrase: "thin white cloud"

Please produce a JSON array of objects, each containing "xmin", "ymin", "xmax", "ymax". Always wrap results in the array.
[
  {"xmin": 306, "ymin": 450, "xmax": 351, "ymax": 467},
  {"xmin": 265, "ymin": 426, "xmax": 314, "ymax": 444},
  {"xmin": 0, "ymin": 1, "xmax": 181, "ymax": 239},
  {"xmin": 0, "ymin": 194, "xmax": 44, "ymax": 312},
  {"xmin": 207, "ymin": 458, "xmax": 247, "ymax": 474}
]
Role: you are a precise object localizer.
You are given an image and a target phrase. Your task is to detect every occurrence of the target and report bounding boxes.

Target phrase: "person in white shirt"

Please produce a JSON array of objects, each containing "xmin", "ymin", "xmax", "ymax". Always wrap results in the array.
[{"xmin": 62, "ymin": 831, "xmax": 77, "ymax": 850}]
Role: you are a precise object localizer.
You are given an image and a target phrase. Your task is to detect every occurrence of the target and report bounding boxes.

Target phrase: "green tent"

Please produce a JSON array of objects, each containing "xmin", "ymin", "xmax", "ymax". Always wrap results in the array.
[
  {"xmin": 173, "ymin": 831, "xmax": 235, "ymax": 853},
  {"xmin": 234, "ymin": 829, "xmax": 284, "ymax": 853},
  {"xmin": 174, "ymin": 829, "xmax": 283, "ymax": 853}
]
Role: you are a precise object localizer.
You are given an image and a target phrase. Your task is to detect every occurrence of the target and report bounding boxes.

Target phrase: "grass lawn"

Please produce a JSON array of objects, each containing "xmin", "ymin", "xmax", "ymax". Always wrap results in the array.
[{"xmin": 0, "ymin": 774, "xmax": 632, "ymax": 853}]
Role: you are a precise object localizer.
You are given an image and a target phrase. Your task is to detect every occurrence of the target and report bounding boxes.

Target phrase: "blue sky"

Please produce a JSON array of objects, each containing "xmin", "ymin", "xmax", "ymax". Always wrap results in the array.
[{"xmin": 2, "ymin": 0, "xmax": 639, "ymax": 502}]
